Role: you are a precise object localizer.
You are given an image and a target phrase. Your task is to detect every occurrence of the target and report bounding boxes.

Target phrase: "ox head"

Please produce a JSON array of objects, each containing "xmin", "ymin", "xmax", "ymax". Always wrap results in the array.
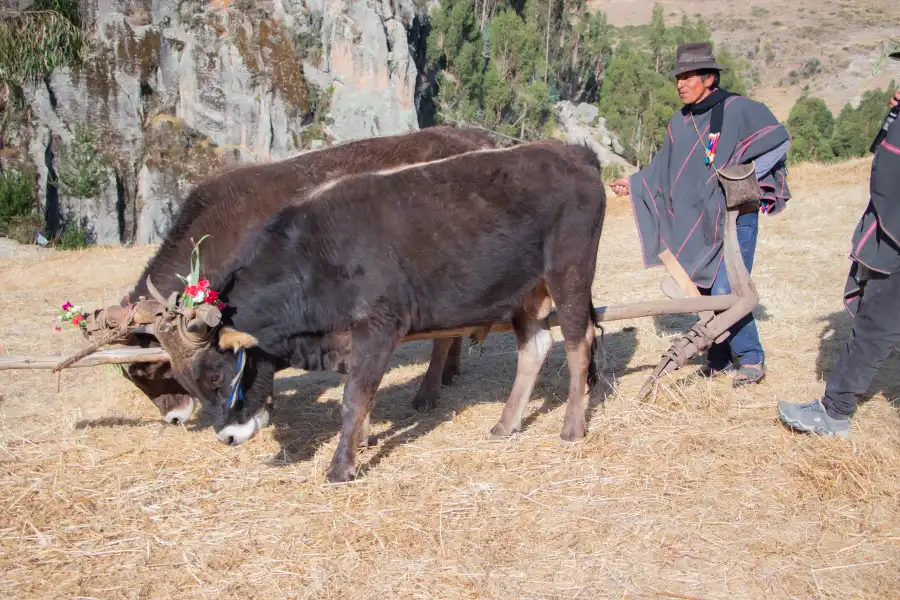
[
  {"xmin": 82, "ymin": 297, "xmax": 199, "ymax": 425},
  {"xmin": 117, "ymin": 276, "xmax": 276, "ymax": 445}
]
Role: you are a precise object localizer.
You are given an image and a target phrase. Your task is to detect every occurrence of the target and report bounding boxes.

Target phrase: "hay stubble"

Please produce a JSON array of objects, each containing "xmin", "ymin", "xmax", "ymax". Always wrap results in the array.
[{"xmin": 1, "ymin": 160, "xmax": 898, "ymax": 599}]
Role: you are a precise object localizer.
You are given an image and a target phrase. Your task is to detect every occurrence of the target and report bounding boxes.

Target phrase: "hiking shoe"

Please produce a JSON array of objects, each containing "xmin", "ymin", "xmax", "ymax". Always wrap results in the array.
[{"xmin": 777, "ymin": 398, "xmax": 850, "ymax": 439}]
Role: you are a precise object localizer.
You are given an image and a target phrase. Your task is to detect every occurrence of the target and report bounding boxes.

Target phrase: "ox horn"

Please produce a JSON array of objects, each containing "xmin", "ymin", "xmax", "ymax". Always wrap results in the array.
[
  {"xmin": 145, "ymin": 275, "xmax": 167, "ymax": 305},
  {"xmin": 145, "ymin": 275, "xmax": 179, "ymax": 311}
]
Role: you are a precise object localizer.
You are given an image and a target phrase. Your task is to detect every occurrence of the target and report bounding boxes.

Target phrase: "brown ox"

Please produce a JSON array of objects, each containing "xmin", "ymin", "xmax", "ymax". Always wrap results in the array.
[
  {"xmin": 87, "ymin": 126, "xmax": 498, "ymax": 426},
  {"xmin": 129, "ymin": 139, "xmax": 607, "ymax": 482}
]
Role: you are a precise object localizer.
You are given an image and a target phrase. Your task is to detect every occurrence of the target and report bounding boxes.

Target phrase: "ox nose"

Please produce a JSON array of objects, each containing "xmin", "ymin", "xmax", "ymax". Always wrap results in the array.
[{"xmin": 164, "ymin": 398, "xmax": 197, "ymax": 426}]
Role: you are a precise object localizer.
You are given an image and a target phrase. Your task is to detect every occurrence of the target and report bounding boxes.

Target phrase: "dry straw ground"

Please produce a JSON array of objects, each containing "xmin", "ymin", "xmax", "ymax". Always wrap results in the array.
[{"xmin": 1, "ymin": 158, "xmax": 899, "ymax": 599}]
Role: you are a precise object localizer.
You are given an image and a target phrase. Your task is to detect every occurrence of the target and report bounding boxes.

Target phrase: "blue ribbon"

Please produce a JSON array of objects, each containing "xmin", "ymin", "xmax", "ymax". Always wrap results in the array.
[{"xmin": 226, "ymin": 348, "xmax": 246, "ymax": 410}]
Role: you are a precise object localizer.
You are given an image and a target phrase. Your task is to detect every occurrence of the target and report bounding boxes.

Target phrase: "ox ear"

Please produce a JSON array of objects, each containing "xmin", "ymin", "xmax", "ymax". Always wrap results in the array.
[{"xmin": 218, "ymin": 327, "xmax": 259, "ymax": 352}]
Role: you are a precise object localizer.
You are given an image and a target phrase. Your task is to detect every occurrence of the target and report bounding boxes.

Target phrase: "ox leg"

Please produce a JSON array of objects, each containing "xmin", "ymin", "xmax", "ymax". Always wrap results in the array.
[
  {"xmin": 442, "ymin": 337, "xmax": 463, "ymax": 385},
  {"xmin": 412, "ymin": 338, "xmax": 456, "ymax": 411},
  {"xmin": 490, "ymin": 310, "xmax": 553, "ymax": 437},
  {"xmin": 546, "ymin": 274, "xmax": 599, "ymax": 442},
  {"xmin": 558, "ymin": 325, "xmax": 596, "ymax": 442},
  {"xmin": 326, "ymin": 326, "xmax": 398, "ymax": 483}
]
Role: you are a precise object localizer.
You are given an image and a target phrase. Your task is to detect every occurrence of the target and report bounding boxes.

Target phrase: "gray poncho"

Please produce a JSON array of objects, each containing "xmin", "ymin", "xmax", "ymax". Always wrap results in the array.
[
  {"xmin": 843, "ymin": 116, "xmax": 900, "ymax": 315},
  {"xmin": 628, "ymin": 90, "xmax": 792, "ymax": 288}
]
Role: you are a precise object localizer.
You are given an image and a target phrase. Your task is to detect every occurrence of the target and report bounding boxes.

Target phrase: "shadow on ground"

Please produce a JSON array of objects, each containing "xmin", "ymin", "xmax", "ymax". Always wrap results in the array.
[
  {"xmin": 258, "ymin": 326, "xmax": 641, "ymax": 475},
  {"xmin": 75, "ymin": 416, "xmax": 153, "ymax": 430},
  {"xmin": 815, "ymin": 310, "xmax": 900, "ymax": 409}
]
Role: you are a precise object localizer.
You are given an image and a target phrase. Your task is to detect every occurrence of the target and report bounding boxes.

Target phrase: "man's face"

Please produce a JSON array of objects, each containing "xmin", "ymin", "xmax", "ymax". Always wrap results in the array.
[{"xmin": 676, "ymin": 71, "xmax": 714, "ymax": 105}]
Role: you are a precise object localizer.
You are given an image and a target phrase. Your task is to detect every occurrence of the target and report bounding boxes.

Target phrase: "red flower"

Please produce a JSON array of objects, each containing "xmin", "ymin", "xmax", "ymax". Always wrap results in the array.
[
  {"xmin": 205, "ymin": 290, "xmax": 220, "ymax": 304},
  {"xmin": 185, "ymin": 284, "xmax": 199, "ymax": 297},
  {"xmin": 217, "ymin": 301, "xmax": 226, "ymax": 310},
  {"xmin": 197, "ymin": 279, "xmax": 210, "ymax": 292},
  {"xmin": 61, "ymin": 301, "xmax": 73, "ymax": 311},
  {"xmin": 72, "ymin": 314, "xmax": 84, "ymax": 327},
  {"xmin": 55, "ymin": 325, "xmax": 62, "ymax": 332}
]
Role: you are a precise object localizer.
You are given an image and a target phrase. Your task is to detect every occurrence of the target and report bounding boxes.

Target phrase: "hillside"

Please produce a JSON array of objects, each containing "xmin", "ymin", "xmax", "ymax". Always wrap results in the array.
[{"xmin": 591, "ymin": 0, "xmax": 900, "ymax": 120}]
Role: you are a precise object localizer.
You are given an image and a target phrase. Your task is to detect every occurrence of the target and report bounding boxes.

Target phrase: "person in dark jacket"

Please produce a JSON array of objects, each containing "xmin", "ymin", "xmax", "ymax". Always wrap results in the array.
[
  {"xmin": 612, "ymin": 42, "xmax": 791, "ymax": 386},
  {"xmin": 778, "ymin": 81, "xmax": 900, "ymax": 439}
]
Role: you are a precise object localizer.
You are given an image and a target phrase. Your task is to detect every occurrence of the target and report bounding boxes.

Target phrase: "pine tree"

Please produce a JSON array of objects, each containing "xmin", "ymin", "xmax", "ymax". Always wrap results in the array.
[{"xmin": 649, "ymin": 4, "xmax": 665, "ymax": 73}]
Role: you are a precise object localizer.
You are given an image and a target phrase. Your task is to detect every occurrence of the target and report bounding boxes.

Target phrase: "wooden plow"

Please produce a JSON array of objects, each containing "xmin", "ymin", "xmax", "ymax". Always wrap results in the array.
[{"xmin": 0, "ymin": 164, "xmax": 761, "ymax": 398}]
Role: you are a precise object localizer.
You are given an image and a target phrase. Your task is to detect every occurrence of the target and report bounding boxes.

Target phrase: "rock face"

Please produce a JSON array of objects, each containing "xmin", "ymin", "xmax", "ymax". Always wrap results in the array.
[
  {"xmin": 554, "ymin": 100, "xmax": 633, "ymax": 175},
  {"xmin": 4, "ymin": 0, "xmax": 431, "ymax": 245}
]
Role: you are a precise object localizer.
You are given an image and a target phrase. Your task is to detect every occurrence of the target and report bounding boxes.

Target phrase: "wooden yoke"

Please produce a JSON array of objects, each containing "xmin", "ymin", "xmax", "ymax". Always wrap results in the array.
[{"xmin": 638, "ymin": 162, "xmax": 761, "ymax": 398}]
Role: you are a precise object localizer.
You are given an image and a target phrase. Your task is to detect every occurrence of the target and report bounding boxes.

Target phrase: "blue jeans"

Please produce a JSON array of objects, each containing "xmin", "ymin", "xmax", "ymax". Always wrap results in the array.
[{"xmin": 701, "ymin": 211, "xmax": 764, "ymax": 368}]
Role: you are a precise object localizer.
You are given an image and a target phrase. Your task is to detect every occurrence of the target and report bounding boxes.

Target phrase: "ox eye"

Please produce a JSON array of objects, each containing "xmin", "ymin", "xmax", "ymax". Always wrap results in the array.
[{"xmin": 209, "ymin": 371, "xmax": 224, "ymax": 388}]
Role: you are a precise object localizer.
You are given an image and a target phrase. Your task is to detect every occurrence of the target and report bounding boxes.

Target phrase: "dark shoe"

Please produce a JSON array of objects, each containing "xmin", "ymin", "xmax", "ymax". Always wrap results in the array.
[
  {"xmin": 697, "ymin": 363, "xmax": 734, "ymax": 378},
  {"xmin": 732, "ymin": 363, "xmax": 766, "ymax": 387},
  {"xmin": 777, "ymin": 398, "xmax": 851, "ymax": 439}
]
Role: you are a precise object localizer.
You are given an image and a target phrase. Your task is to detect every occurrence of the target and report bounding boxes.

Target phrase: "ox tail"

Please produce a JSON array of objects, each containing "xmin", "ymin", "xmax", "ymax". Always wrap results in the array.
[{"xmin": 586, "ymin": 306, "xmax": 607, "ymax": 394}]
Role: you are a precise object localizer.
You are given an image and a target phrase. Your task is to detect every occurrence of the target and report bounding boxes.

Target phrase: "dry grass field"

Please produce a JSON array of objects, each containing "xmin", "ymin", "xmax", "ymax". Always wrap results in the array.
[{"xmin": 1, "ymin": 157, "xmax": 899, "ymax": 599}]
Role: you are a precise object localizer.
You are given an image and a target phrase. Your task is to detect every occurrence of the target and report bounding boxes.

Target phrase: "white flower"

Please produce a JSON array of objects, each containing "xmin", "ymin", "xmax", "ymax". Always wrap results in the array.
[{"xmin": 191, "ymin": 291, "xmax": 206, "ymax": 303}]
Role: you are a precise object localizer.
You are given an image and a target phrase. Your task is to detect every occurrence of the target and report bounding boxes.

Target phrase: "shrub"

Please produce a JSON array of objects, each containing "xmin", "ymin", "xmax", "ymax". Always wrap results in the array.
[
  {"xmin": 55, "ymin": 123, "xmax": 109, "ymax": 199},
  {"xmin": 0, "ymin": 168, "xmax": 42, "ymax": 244},
  {"xmin": 52, "ymin": 224, "xmax": 91, "ymax": 250}
]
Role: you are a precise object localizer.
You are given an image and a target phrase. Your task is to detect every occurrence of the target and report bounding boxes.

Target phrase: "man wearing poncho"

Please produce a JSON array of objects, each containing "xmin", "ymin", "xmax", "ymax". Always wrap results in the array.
[
  {"xmin": 778, "ymin": 83, "xmax": 900, "ymax": 439},
  {"xmin": 612, "ymin": 42, "xmax": 791, "ymax": 386}
]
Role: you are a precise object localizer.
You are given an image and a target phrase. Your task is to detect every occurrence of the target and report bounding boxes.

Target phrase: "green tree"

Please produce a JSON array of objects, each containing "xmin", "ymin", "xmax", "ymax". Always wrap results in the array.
[
  {"xmin": 598, "ymin": 42, "xmax": 680, "ymax": 166},
  {"xmin": 831, "ymin": 103, "xmax": 868, "ymax": 158},
  {"xmin": 717, "ymin": 47, "xmax": 751, "ymax": 95},
  {"xmin": 830, "ymin": 83, "xmax": 896, "ymax": 159},
  {"xmin": 422, "ymin": 3, "xmax": 748, "ymax": 155},
  {"xmin": 648, "ymin": 3, "xmax": 665, "ymax": 73},
  {"xmin": 55, "ymin": 123, "xmax": 109, "ymax": 199},
  {"xmin": 786, "ymin": 95, "xmax": 835, "ymax": 163},
  {"xmin": 554, "ymin": 9, "xmax": 611, "ymax": 102}
]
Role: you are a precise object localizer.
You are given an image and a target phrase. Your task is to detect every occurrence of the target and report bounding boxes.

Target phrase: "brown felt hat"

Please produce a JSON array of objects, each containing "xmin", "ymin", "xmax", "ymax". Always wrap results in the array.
[{"xmin": 671, "ymin": 42, "xmax": 727, "ymax": 77}]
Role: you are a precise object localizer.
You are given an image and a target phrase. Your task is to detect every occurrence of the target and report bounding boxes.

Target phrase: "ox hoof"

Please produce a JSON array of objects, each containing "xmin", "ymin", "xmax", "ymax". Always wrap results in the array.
[
  {"xmin": 559, "ymin": 424, "xmax": 586, "ymax": 443},
  {"xmin": 411, "ymin": 392, "xmax": 438, "ymax": 412},
  {"xmin": 489, "ymin": 422, "xmax": 517, "ymax": 438},
  {"xmin": 326, "ymin": 462, "xmax": 358, "ymax": 483}
]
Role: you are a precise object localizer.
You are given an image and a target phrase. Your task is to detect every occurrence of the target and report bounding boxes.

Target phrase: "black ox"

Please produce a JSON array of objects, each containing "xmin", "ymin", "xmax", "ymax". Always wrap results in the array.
[
  {"xmin": 86, "ymin": 126, "xmax": 497, "ymax": 425},
  {"xmin": 138, "ymin": 139, "xmax": 607, "ymax": 482}
]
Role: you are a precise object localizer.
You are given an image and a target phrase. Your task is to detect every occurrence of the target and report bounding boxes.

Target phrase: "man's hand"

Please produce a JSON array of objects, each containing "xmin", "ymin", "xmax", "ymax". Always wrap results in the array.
[
  {"xmin": 610, "ymin": 177, "xmax": 630, "ymax": 197},
  {"xmin": 890, "ymin": 89, "xmax": 900, "ymax": 109}
]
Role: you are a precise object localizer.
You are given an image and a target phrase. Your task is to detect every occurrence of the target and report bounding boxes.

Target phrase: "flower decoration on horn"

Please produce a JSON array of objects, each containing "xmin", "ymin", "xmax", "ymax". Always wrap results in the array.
[
  {"xmin": 56, "ymin": 301, "xmax": 87, "ymax": 331},
  {"xmin": 175, "ymin": 235, "xmax": 226, "ymax": 310}
]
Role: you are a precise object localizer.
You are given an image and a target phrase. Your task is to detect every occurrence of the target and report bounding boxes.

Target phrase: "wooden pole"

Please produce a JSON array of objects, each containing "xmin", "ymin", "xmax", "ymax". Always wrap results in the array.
[
  {"xmin": 0, "ymin": 347, "xmax": 171, "ymax": 370},
  {"xmin": 0, "ymin": 295, "xmax": 737, "ymax": 371}
]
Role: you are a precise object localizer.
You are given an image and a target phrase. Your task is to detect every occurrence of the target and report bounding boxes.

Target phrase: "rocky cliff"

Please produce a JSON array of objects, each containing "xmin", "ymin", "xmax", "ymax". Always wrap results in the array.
[
  {"xmin": 2, "ymin": 0, "xmax": 630, "ymax": 248},
  {"xmin": 3, "ymin": 0, "xmax": 430, "ymax": 245}
]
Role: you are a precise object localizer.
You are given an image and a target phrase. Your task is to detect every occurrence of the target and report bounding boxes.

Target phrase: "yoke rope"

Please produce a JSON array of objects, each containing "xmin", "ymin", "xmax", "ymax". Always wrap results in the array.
[{"xmin": 51, "ymin": 306, "xmax": 139, "ymax": 373}]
